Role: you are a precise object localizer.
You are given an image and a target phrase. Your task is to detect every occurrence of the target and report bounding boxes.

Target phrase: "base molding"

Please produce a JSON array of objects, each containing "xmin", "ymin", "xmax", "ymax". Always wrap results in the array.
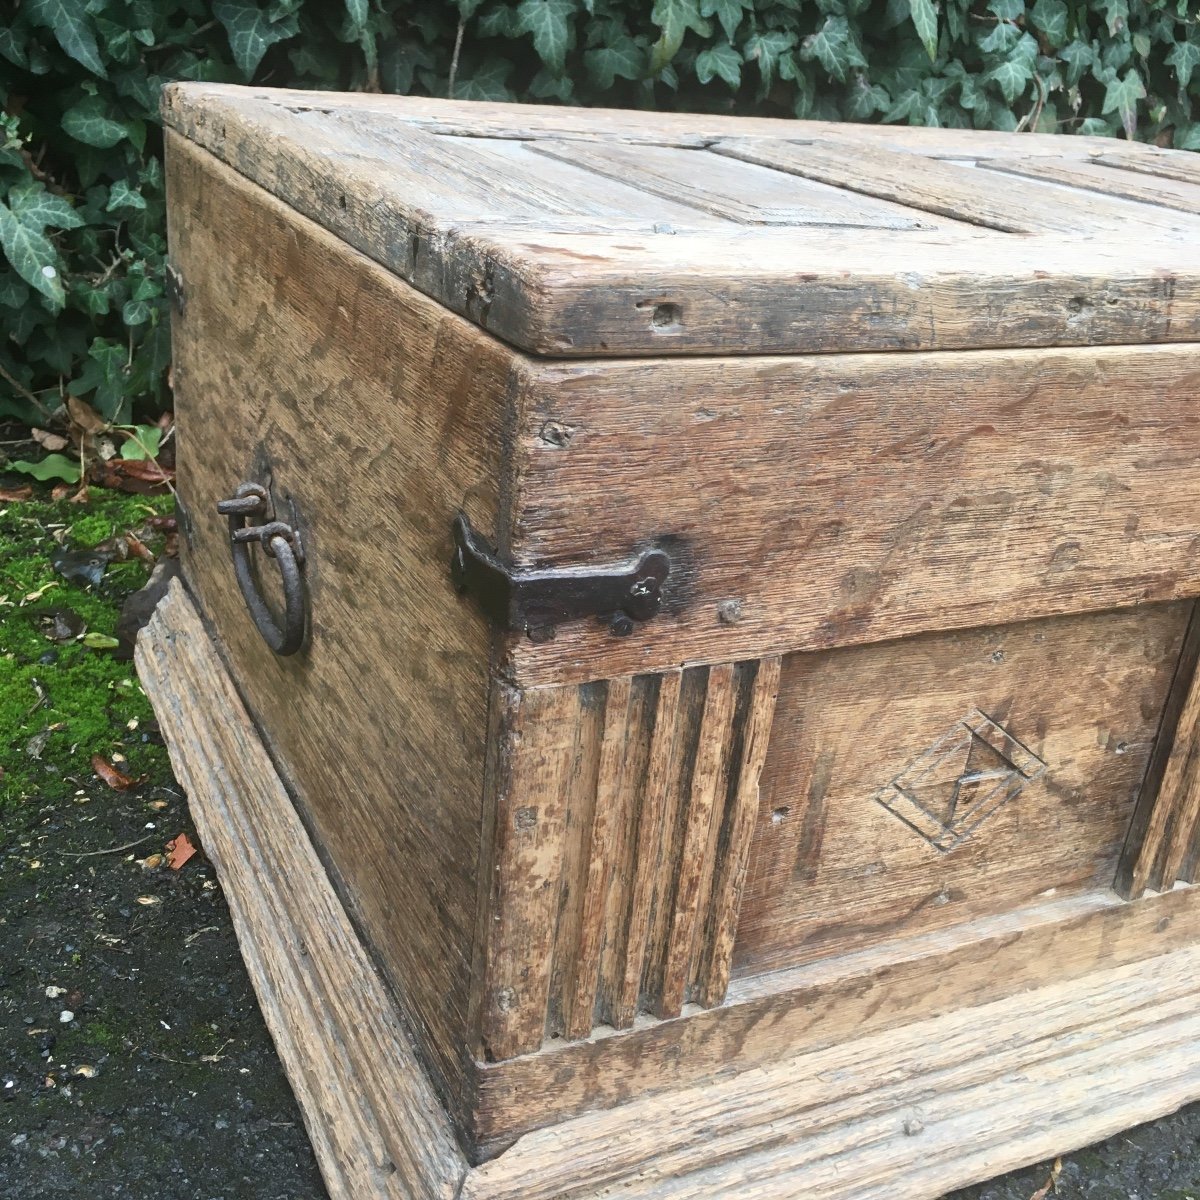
[{"xmin": 137, "ymin": 580, "xmax": 1200, "ymax": 1200}]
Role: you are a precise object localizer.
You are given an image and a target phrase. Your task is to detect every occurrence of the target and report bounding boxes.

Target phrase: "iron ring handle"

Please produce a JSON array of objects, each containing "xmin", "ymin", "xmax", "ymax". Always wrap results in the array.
[{"xmin": 216, "ymin": 483, "xmax": 307, "ymax": 656}]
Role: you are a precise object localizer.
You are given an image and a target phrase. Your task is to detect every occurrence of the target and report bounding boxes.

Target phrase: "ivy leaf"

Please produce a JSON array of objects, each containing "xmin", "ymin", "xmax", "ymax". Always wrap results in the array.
[
  {"xmin": 122, "ymin": 299, "xmax": 153, "ymax": 325},
  {"xmin": 1166, "ymin": 39, "xmax": 1200, "ymax": 92},
  {"xmin": 695, "ymin": 40, "xmax": 741, "ymax": 88},
  {"xmin": 213, "ymin": 0, "xmax": 300, "ymax": 77},
  {"xmin": 0, "ymin": 202, "xmax": 65, "ymax": 309},
  {"xmin": 514, "ymin": 0, "xmax": 577, "ymax": 74},
  {"xmin": 978, "ymin": 22, "xmax": 1021, "ymax": 55},
  {"xmin": 744, "ymin": 30, "xmax": 797, "ymax": 94},
  {"xmin": 9, "ymin": 454, "xmax": 82, "ymax": 483},
  {"xmin": 106, "ymin": 180, "xmax": 147, "ymax": 212},
  {"xmin": 908, "ymin": 0, "xmax": 938, "ymax": 61},
  {"xmin": 119, "ymin": 425, "xmax": 162, "ymax": 461},
  {"xmin": 1059, "ymin": 40, "xmax": 1094, "ymax": 87},
  {"xmin": 882, "ymin": 88, "xmax": 923, "ymax": 124},
  {"xmin": 23, "ymin": 0, "xmax": 107, "ymax": 77},
  {"xmin": 1078, "ymin": 116, "xmax": 1118, "ymax": 137},
  {"xmin": 650, "ymin": 0, "xmax": 710, "ymax": 74},
  {"xmin": 989, "ymin": 56, "xmax": 1033, "ymax": 104},
  {"xmin": 1102, "ymin": 67, "xmax": 1146, "ymax": 138},
  {"xmin": 846, "ymin": 77, "xmax": 890, "ymax": 120},
  {"xmin": 455, "ymin": 59, "xmax": 513, "ymax": 102},
  {"xmin": 8, "ymin": 182, "xmax": 84, "ymax": 231},
  {"xmin": 61, "ymin": 94, "xmax": 129, "ymax": 148},
  {"xmin": 0, "ymin": 27, "xmax": 29, "ymax": 69},
  {"xmin": 344, "ymin": 0, "xmax": 368, "ymax": 39},
  {"xmin": 1030, "ymin": 0, "xmax": 1069, "ymax": 50},
  {"xmin": 1101, "ymin": 0, "xmax": 1128, "ymax": 38},
  {"xmin": 68, "ymin": 338, "xmax": 129, "ymax": 422},
  {"xmin": 987, "ymin": 0, "xmax": 1023, "ymax": 19},
  {"xmin": 1176, "ymin": 123, "xmax": 1200, "ymax": 152},
  {"xmin": 584, "ymin": 38, "xmax": 644, "ymax": 89},
  {"xmin": 801, "ymin": 16, "xmax": 866, "ymax": 81},
  {"xmin": 700, "ymin": 0, "xmax": 747, "ymax": 42}
]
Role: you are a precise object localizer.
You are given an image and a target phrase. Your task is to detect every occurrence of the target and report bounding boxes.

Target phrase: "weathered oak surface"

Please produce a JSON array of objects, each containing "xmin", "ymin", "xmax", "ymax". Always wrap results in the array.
[
  {"xmin": 135, "ymin": 581, "xmax": 467, "ymax": 1200},
  {"xmin": 477, "ymin": 659, "xmax": 780, "ymax": 1060},
  {"xmin": 165, "ymin": 131, "xmax": 511, "ymax": 1121},
  {"xmin": 505, "ymin": 344, "xmax": 1200, "ymax": 686},
  {"xmin": 737, "ymin": 602, "xmax": 1188, "ymax": 976},
  {"xmin": 473, "ymin": 884, "xmax": 1200, "ymax": 1149},
  {"xmin": 162, "ymin": 83, "xmax": 1200, "ymax": 357}
]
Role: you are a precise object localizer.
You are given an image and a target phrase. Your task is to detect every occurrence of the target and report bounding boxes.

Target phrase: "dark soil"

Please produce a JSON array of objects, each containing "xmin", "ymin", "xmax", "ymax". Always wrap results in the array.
[{"xmin": 0, "ymin": 772, "xmax": 326, "ymax": 1199}]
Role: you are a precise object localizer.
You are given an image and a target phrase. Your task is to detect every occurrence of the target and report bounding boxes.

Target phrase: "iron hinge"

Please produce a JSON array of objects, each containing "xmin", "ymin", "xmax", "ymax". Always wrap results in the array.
[{"xmin": 450, "ymin": 514, "xmax": 670, "ymax": 640}]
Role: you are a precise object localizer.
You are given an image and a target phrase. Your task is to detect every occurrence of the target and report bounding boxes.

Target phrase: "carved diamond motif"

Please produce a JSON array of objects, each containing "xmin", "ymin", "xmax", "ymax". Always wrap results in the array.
[{"xmin": 875, "ymin": 709, "xmax": 1046, "ymax": 852}]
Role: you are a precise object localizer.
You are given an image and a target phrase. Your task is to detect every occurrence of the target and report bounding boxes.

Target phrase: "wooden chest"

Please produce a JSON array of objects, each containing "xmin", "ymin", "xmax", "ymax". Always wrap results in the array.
[{"xmin": 141, "ymin": 83, "xmax": 1200, "ymax": 1199}]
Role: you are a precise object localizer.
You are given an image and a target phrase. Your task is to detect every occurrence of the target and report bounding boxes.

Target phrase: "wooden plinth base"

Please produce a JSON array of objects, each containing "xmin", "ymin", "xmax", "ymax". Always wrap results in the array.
[{"xmin": 137, "ymin": 580, "xmax": 1200, "ymax": 1200}]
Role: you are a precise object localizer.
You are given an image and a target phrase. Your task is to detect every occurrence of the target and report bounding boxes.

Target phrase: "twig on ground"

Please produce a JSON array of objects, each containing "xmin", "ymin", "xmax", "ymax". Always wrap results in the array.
[{"xmin": 58, "ymin": 833, "xmax": 157, "ymax": 858}]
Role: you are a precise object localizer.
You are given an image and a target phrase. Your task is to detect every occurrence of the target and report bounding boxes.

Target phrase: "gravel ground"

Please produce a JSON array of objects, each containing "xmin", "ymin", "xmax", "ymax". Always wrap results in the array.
[{"xmin": 2, "ymin": 767, "xmax": 1198, "ymax": 1200}]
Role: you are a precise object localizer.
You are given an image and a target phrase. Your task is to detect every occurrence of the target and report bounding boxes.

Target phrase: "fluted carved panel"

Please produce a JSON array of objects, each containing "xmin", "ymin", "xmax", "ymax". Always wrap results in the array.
[{"xmin": 479, "ymin": 657, "xmax": 780, "ymax": 1061}]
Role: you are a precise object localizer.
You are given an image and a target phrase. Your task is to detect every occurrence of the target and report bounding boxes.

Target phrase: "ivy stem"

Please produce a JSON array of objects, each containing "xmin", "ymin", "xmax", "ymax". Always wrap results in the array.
[
  {"xmin": 0, "ymin": 362, "xmax": 54, "ymax": 421},
  {"xmin": 448, "ymin": 17, "xmax": 465, "ymax": 99}
]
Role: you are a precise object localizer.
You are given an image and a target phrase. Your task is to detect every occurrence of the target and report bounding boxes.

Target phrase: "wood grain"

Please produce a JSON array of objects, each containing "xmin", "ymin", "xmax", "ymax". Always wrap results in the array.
[
  {"xmin": 161, "ymin": 83, "xmax": 1200, "ymax": 357},
  {"xmin": 712, "ymin": 137, "xmax": 1199, "ymax": 236},
  {"xmin": 1119, "ymin": 605, "xmax": 1200, "ymax": 898},
  {"xmin": 505, "ymin": 343, "xmax": 1200, "ymax": 687},
  {"xmin": 479, "ymin": 659, "xmax": 780, "ymax": 1058},
  {"xmin": 135, "ymin": 581, "xmax": 466, "ymax": 1200},
  {"xmin": 736, "ymin": 602, "xmax": 1188, "ymax": 976},
  {"xmin": 465, "ymin": 944, "xmax": 1200, "ymax": 1200},
  {"xmin": 472, "ymin": 885, "xmax": 1200, "ymax": 1152},
  {"xmin": 165, "ymin": 131, "xmax": 509, "ymax": 1118},
  {"xmin": 986, "ymin": 155, "xmax": 1200, "ymax": 216}
]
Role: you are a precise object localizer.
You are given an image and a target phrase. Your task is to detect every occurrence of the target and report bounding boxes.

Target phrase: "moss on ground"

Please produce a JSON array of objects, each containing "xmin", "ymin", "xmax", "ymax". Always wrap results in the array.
[{"xmin": 0, "ymin": 488, "xmax": 173, "ymax": 810}]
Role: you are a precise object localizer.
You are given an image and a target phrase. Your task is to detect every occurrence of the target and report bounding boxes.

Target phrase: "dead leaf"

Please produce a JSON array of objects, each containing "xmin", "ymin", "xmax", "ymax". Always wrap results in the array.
[
  {"xmin": 139, "ymin": 853, "xmax": 164, "ymax": 870},
  {"xmin": 91, "ymin": 755, "xmax": 134, "ymax": 791},
  {"xmin": 39, "ymin": 608, "xmax": 86, "ymax": 642},
  {"xmin": 0, "ymin": 485, "xmax": 33, "ymax": 502},
  {"xmin": 166, "ymin": 833, "xmax": 197, "ymax": 870},
  {"xmin": 31, "ymin": 427, "xmax": 69, "ymax": 452},
  {"xmin": 134, "ymin": 895, "xmax": 160, "ymax": 906},
  {"xmin": 87, "ymin": 457, "xmax": 174, "ymax": 495},
  {"xmin": 1028, "ymin": 1158, "xmax": 1062, "ymax": 1200},
  {"xmin": 67, "ymin": 395, "xmax": 106, "ymax": 437},
  {"xmin": 26, "ymin": 729, "xmax": 53, "ymax": 760},
  {"xmin": 124, "ymin": 531, "xmax": 155, "ymax": 564},
  {"xmin": 49, "ymin": 483, "xmax": 72, "ymax": 501}
]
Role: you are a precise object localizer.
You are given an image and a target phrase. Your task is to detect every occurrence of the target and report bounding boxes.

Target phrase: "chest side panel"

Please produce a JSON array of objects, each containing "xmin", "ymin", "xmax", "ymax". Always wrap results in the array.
[{"xmin": 164, "ymin": 132, "xmax": 511, "ymax": 1118}]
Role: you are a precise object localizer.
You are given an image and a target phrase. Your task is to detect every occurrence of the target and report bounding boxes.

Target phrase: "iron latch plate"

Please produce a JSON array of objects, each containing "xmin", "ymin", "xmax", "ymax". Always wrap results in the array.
[{"xmin": 450, "ymin": 514, "xmax": 670, "ymax": 640}]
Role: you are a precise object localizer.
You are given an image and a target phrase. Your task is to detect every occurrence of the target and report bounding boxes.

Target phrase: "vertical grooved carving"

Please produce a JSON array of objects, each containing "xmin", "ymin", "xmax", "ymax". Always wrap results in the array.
[
  {"xmin": 481, "ymin": 657, "xmax": 781, "ymax": 1060},
  {"xmin": 1118, "ymin": 602, "xmax": 1200, "ymax": 898}
]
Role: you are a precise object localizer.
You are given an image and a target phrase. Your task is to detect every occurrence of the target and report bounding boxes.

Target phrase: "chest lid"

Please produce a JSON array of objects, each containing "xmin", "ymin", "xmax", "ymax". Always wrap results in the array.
[{"xmin": 163, "ymin": 83, "xmax": 1200, "ymax": 358}]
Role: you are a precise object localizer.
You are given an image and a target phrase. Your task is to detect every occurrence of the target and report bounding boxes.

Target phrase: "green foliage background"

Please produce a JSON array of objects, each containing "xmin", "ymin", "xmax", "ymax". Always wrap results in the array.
[{"xmin": 0, "ymin": 0, "xmax": 1197, "ymax": 427}]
